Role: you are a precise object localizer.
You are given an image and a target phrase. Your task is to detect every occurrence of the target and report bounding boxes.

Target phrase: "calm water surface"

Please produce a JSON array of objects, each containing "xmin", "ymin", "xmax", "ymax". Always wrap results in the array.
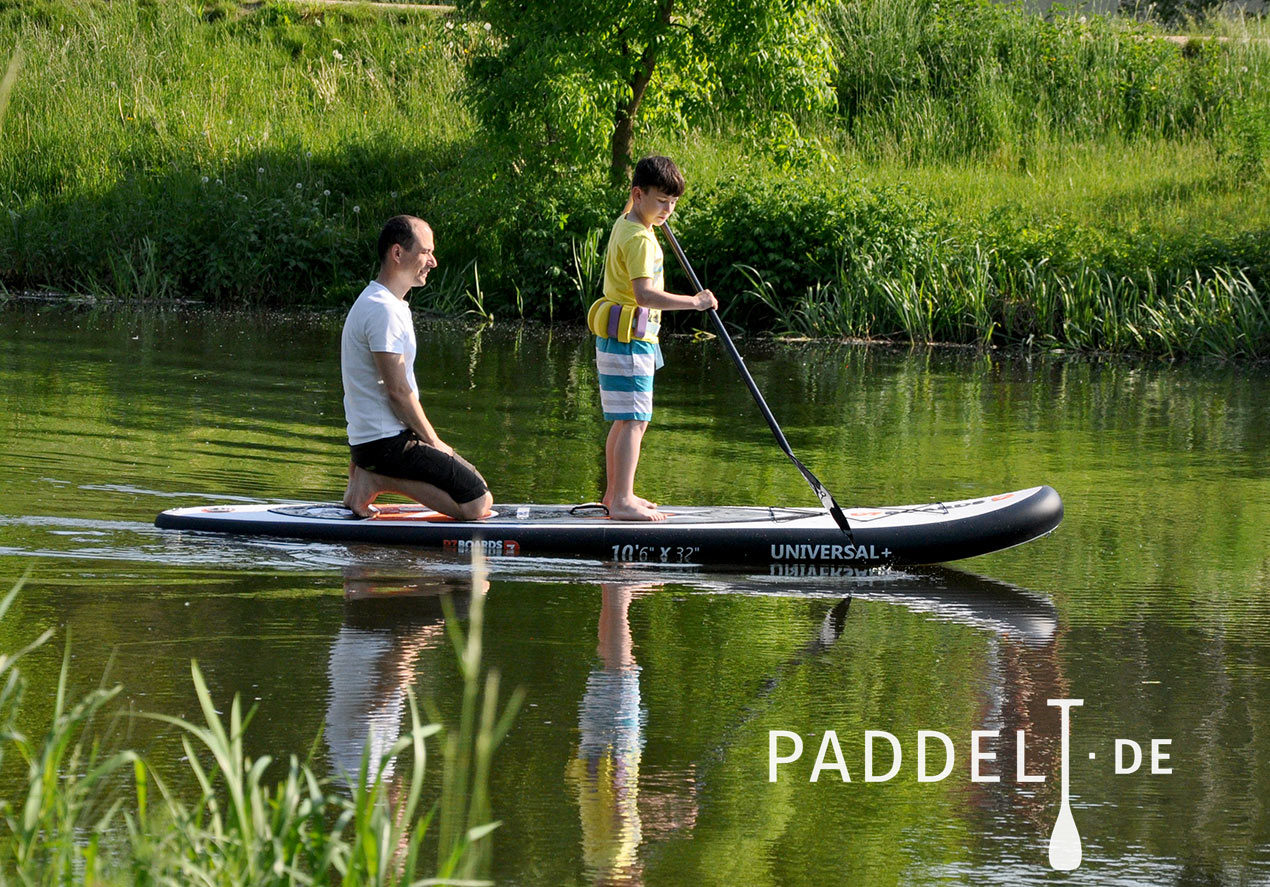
[{"xmin": 0, "ymin": 305, "xmax": 1267, "ymax": 886}]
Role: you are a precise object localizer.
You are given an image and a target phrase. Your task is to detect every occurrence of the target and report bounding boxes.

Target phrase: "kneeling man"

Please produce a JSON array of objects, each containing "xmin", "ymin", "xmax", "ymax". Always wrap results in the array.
[{"xmin": 341, "ymin": 215, "xmax": 492, "ymax": 520}]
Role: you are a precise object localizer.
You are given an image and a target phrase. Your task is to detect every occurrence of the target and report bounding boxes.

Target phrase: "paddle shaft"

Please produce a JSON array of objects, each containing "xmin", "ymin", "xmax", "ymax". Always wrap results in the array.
[{"xmin": 659, "ymin": 221, "xmax": 854, "ymax": 541}]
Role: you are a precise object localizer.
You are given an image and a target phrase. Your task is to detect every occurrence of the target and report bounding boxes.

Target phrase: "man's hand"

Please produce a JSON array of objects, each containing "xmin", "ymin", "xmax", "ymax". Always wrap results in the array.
[{"xmin": 694, "ymin": 289, "xmax": 717, "ymax": 311}]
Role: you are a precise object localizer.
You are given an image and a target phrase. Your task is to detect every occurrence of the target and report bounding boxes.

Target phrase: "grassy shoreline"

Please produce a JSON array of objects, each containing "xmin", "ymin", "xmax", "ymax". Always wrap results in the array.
[{"xmin": 0, "ymin": 0, "xmax": 1266, "ymax": 357}]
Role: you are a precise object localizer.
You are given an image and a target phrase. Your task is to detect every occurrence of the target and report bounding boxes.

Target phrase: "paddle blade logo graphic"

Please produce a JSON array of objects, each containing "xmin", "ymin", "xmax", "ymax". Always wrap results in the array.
[
  {"xmin": 1049, "ymin": 804, "xmax": 1081, "ymax": 870},
  {"xmin": 1047, "ymin": 699, "xmax": 1083, "ymax": 870}
]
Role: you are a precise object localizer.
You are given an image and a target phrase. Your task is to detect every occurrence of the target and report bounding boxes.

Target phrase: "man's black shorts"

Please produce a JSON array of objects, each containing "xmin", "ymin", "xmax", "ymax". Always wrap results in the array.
[{"xmin": 349, "ymin": 430, "xmax": 488, "ymax": 505}]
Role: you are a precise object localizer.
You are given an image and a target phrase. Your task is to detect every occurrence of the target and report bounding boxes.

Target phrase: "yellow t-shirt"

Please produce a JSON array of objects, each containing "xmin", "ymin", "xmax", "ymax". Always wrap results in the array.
[
  {"xmin": 603, "ymin": 217, "xmax": 662, "ymax": 304},
  {"xmin": 593, "ymin": 216, "xmax": 662, "ymax": 343}
]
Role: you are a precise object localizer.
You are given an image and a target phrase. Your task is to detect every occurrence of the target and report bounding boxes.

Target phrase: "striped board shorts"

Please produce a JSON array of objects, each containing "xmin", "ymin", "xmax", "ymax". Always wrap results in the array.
[{"xmin": 596, "ymin": 336, "xmax": 665, "ymax": 421}]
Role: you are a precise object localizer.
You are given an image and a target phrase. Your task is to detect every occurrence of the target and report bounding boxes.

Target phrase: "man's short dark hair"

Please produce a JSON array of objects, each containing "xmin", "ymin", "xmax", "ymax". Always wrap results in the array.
[
  {"xmin": 631, "ymin": 155, "xmax": 685, "ymax": 197},
  {"xmin": 377, "ymin": 215, "xmax": 426, "ymax": 264}
]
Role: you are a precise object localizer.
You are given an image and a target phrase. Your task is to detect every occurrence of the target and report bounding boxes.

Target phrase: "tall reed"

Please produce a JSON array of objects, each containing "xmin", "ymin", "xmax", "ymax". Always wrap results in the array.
[
  {"xmin": 0, "ymin": 51, "xmax": 18, "ymax": 132},
  {"xmin": 435, "ymin": 549, "xmax": 523, "ymax": 882},
  {"xmin": 821, "ymin": 0, "xmax": 1264, "ymax": 165},
  {"xmin": 738, "ymin": 243, "xmax": 1269, "ymax": 358}
]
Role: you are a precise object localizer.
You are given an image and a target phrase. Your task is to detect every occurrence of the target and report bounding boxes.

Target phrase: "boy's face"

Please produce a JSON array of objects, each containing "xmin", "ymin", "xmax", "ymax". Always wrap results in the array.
[{"xmin": 629, "ymin": 186, "xmax": 678, "ymax": 227}]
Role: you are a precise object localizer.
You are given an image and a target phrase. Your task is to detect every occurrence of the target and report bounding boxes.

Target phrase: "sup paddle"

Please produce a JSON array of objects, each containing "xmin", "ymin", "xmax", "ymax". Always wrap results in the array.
[{"xmin": 659, "ymin": 220, "xmax": 854, "ymax": 542}]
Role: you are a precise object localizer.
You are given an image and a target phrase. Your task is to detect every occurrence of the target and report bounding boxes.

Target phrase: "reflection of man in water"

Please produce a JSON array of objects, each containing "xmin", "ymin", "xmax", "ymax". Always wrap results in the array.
[
  {"xmin": 325, "ymin": 567, "xmax": 469, "ymax": 787},
  {"xmin": 566, "ymin": 584, "xmax": 648, "ymax": 884},
  {"xmin": 970, "ymin": 628, "xmax": 1070, "ymax": 834}
]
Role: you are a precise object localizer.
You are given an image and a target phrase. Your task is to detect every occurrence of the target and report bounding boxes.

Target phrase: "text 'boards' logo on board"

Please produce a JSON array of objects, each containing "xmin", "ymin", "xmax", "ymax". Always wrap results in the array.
[{"xmin": 443, "ymin": 538, "xmax": 520, "ymax": 556}]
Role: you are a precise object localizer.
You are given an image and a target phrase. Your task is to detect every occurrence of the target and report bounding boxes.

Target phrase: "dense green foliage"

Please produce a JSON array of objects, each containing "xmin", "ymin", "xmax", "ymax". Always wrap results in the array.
[
  {"xmin": 0, "ymin": 1, "xmax": 476, "ymax": 303},
  {"xmin": 458, "ymin": 0, "xmax": 837, "ymax": 183},
  {"xmin": 681, "ymin": 176, "xmax": 1269, "ymax": 355},
  {"xmin": 0, "ymin": 0, "xmax": 1266, "ymax": 355}
]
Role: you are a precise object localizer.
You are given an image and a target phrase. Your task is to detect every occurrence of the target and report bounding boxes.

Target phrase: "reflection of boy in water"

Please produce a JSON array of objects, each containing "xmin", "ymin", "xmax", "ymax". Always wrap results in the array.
[{"xmin": 566, "ymin": 584, "xmax": 648, "ymax": 884}]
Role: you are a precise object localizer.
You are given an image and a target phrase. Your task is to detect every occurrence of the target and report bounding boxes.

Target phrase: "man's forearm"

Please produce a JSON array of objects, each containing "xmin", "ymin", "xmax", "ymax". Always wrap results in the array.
[{"xmin": 389, "ymin": 390, "xmax": 442, "ymax": 446}]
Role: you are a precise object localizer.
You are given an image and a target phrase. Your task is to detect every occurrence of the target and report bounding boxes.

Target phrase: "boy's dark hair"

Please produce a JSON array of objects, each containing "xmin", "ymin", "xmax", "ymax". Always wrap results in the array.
[
  {"xmin": 632, "ymin": 155, "xmax": 685, "ymax": 197},
  {"xmin": 377, "ymin": 214, "xmax": 425, "ymax": 264}
]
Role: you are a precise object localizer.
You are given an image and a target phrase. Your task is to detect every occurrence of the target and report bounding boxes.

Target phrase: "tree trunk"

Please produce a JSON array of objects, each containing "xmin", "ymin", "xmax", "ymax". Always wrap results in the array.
[{"xmin": 609, "ymin": 0, "xmax": 674, "ymax": 188}]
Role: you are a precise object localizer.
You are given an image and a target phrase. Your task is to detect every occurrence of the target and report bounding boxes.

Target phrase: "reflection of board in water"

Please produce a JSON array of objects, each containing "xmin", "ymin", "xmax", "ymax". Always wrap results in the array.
[
  {"xmin": 698, "ymin": 567, "xmax": 1061, "ymax": 783},
  {"xmin": 156, "ymin": 485, "xmax": 1063, "ymax": 567}
]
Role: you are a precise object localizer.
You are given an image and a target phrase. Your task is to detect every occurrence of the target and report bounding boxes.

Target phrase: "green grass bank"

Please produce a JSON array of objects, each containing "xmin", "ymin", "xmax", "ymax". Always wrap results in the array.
[{"xmin": 0, "ymin": 0, "xmax": 1267, "ymax": 356}]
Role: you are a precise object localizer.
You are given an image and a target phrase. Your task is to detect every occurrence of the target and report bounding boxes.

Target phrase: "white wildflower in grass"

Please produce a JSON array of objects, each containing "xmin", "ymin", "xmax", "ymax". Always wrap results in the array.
[
  {"xmin": 446, "ymin": 20, "xmax": 454, "ymax": 29},
  {"xmin": 258, "ymin": 167, "xmax": 264, "ymax": 174},
  {"xmin": 353, "ymin": 205, "xmax": 360, "ymax": 214},
  {"xmin": 296, "ymin": 182, "xmax": 303, "ymax": 189},
  {"xmin": 323, "ymin": 189, "xmax": 331, "ymax": 197},
  {"xmin": 306, "ymin": 151, "xmax": 312, "ymax": 158},
  {"xmin": 484, "ymin": 22, "xmax": 491, "ymax": 31},
  {"xmin": 333, "ymin": 49, "xmax": 343, "ymax": 60},
  {"xmin": 391, "ymin": 191, "xmax": 398, "ymax": 198},
  {"xmin": 201, "ymin": 176, "xmax": 209, "ymax": 184}
]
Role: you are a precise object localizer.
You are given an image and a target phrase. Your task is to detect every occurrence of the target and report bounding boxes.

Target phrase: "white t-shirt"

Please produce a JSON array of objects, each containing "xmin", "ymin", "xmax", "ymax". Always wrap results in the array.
[
  {"xmin": 324, "ymin": 626, "xmax": 404, "ymax": 785},
  {"xmin": 341, "ymin": 281, "xmax": 418, "ymax": 445}
]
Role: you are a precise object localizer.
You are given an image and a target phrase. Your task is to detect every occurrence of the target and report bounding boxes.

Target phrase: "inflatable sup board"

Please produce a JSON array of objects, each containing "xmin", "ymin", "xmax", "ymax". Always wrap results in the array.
[{"xmin": 155, "ymin": 485, "xmax": 1062, "ymax": 567}]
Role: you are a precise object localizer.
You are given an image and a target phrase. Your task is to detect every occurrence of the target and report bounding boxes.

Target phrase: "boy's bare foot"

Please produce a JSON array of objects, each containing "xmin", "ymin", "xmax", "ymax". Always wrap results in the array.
[
  {"xmin": 603, "ymin": 495, "xmax": 658, "ymax": 511},
  {"xmin": 606, "ymin": 498, "xmax": 667, "ymax": 521}
]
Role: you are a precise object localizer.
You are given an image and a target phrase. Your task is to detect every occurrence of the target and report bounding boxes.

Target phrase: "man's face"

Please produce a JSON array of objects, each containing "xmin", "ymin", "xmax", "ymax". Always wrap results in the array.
[
  {"xmin": 630, "ymin": 186, "xmax": 677, "ymax": 227},
  {"xmin": 404, "ymin": 222, "xmax": 438, "ymax": 286}
]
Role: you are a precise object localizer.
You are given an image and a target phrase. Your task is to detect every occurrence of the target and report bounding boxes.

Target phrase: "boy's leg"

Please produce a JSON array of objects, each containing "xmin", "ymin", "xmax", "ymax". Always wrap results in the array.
[
  {"xmin": 603, "ymin": 424, "xmax": 657, "ymax": 511},
  {"xmin": 603, "ymin": 419, "xmax": 664, "ymax": 521}
]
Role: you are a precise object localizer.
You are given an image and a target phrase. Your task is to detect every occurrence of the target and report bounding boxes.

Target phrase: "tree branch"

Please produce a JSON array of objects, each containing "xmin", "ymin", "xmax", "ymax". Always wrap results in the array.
[{"xmin": 609, "ymin": 0, "xmax": 674, "ymax": 185}]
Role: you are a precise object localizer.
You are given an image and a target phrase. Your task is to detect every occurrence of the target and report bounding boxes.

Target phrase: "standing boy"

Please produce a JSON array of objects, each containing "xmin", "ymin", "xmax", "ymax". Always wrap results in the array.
[{"xmin": 587, "ymin": 156, "xmax": 717, "ymax": 521}]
